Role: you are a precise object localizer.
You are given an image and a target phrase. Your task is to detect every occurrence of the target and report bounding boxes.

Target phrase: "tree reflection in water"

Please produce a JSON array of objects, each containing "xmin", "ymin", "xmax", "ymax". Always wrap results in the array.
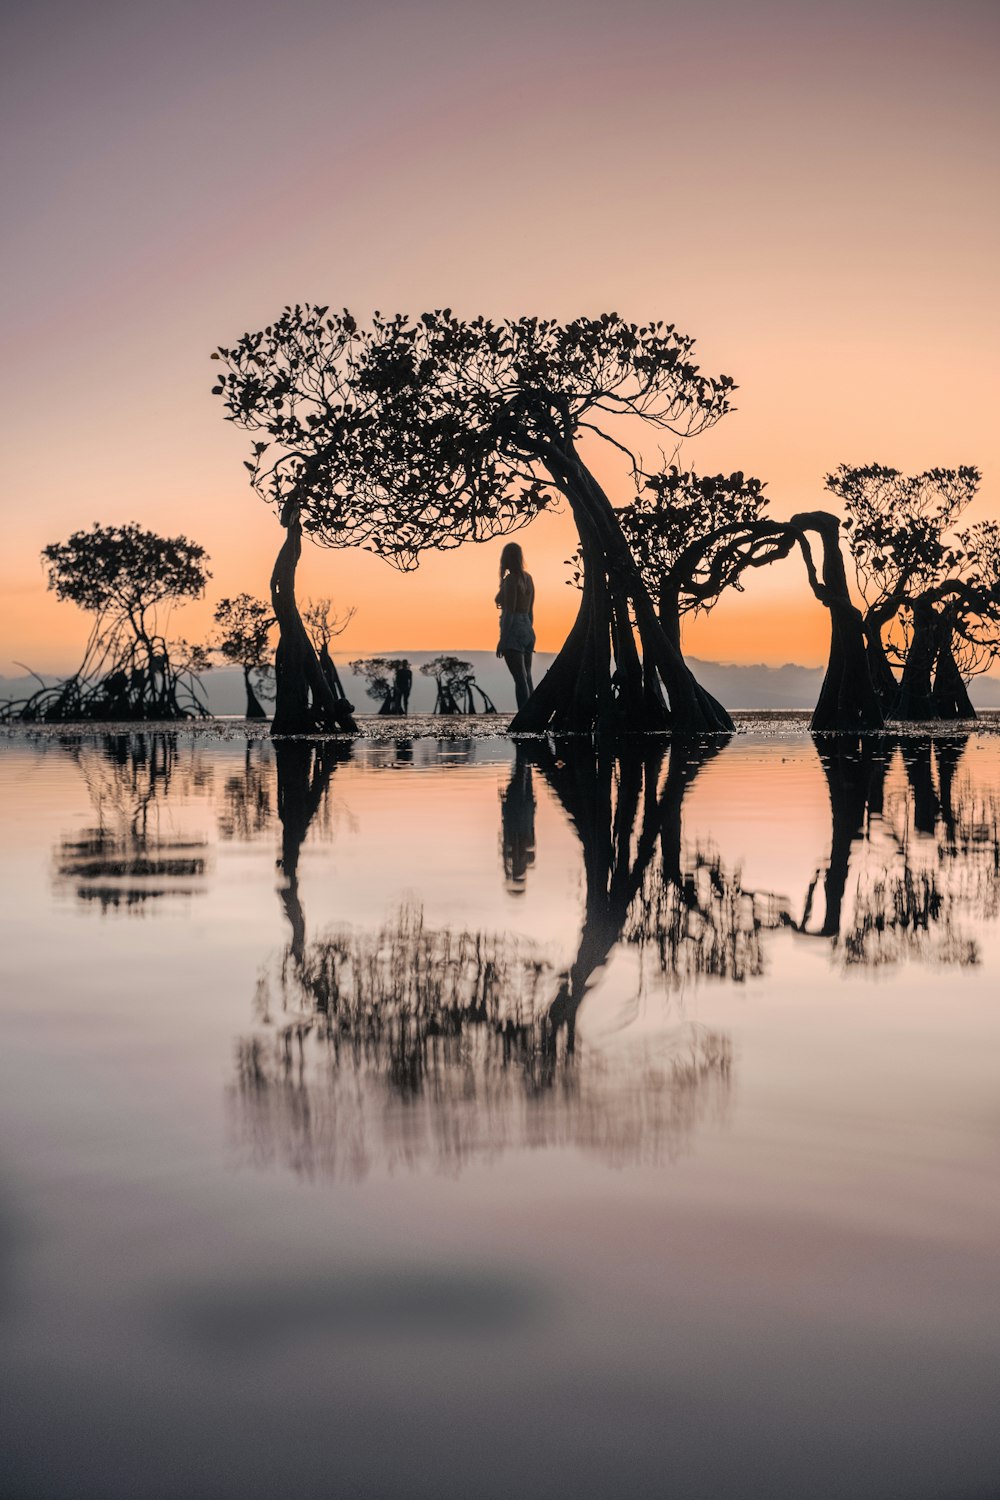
[
  {"xmin": 216, "ymin": 740, "xmax": 274, "ymax": 842},
  {"xmin": 798, "ymin": 735, "xmax": 1000, "ymax": 967},
  {"xmin": 53, "ymin": 732, "xmax": 211, "ymax": 912},
  {"xmin": 233, "ymin": 737, "xmax": 736, "ymax": 1179}
]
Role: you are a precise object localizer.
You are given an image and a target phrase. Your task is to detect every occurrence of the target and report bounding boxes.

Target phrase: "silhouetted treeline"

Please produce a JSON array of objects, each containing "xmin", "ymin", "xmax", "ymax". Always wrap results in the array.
[{"xmin": 6, "ymin": 326, "xmax": 997, "ymax": 735}]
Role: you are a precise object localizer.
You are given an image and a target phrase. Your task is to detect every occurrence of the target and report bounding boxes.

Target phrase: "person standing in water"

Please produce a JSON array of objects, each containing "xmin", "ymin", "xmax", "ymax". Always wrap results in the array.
[{"xmin": 496, "ymin": 542, "xmax": 536, "ymax": 710}]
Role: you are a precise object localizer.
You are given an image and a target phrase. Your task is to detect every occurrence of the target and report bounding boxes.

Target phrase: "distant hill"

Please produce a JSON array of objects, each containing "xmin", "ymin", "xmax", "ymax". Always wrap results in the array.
[{"xmin": 4, "ymin": 654, "xmax": 1000, "ymax": 717}]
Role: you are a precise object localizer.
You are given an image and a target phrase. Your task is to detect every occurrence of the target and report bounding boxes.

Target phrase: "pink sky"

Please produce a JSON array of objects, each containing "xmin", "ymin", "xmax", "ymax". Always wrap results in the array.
[{"xmin": 2, "ymin": 0, "xmax": 997, "ymax": 673}]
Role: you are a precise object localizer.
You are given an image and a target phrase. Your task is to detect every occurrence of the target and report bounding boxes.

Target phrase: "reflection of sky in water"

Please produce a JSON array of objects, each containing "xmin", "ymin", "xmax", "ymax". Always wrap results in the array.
[{"xmin": 1, "ymin": 725, "xmax": 1000, "ymax": 1499}]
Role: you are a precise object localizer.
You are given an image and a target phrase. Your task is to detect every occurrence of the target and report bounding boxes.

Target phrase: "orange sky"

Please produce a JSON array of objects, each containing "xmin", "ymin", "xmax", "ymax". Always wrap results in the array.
[{"xmin": 2, "ymin": 0, "xmax": 997, "ymax": 675}]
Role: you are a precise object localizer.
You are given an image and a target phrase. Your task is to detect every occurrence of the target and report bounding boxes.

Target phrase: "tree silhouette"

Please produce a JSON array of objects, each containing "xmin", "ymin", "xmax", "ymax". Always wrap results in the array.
[
  {"xmin": 214, "ymin": 307, "xmax": 736, "ymax": 734},
  {"xmin": 603, "ymin": 466, "xmax": 773, "ymax": 723},
  {"xmin": 301, "ymin": 597, "xmax": 355, "ymax": 716},
  {"xmin": 644, "ymin": 508, "xmax": 883, "ymax": 731},
  {"xmin": 349, "ymin": 656, "xmax": 414, "ymax": 714},
  {"xmin": 51, "ymin": 733, "xmax": 210, "ymax": 912},
  {"xmin": 617, "ymin": 468, "xmax": 769, "ymax": 646},
  {"xmin": 212, "ymin": 593, "xmax": 274, "ymax": 719},
  {"xmin": 3, "ymin": 523, "xmax": 212, "ymax": 722},
  {"xmin": 824, "ymin": 463, "xmax": 995, "ymax": 720},
  {"xmin": 349, "ymin": 656, "xmax": 396, "ymax": 712},
  {"xmin": 419, "ymin": 655, "xmax": 484, "ymax": 714}
]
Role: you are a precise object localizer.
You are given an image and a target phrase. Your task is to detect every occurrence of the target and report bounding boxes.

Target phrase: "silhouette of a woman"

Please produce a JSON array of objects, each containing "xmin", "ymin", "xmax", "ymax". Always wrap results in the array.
[{"xmin": 496, "ymin": 542, "xmax": 536, "ymax": 710}]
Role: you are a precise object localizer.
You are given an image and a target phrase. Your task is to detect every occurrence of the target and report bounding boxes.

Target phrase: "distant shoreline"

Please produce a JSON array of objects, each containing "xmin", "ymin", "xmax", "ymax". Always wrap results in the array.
[{"xmin": 4, "ymin": 709, "xmax": 999, "ymax": 746}]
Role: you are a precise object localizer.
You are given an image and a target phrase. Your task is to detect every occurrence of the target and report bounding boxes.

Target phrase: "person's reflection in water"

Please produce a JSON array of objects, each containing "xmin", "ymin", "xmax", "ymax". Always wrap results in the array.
[{"xmin": 500, "ymin": 749, "xmax": 536, "ymax": 893}]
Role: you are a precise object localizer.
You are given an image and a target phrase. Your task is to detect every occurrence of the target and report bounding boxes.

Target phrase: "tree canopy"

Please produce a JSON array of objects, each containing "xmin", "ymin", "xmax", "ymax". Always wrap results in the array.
[
  {"xmin": 611, "ymin": 468, "xmax": 769, "ymax": 631},
  {"xmin": 43, "ymin": 522, "xmax": 209, "ymax": 623},
  {"xmin": 212, "ymin": 593, "xmax": 275, "ymax": 718},
  {"xmin": 825, "ymin": 463, "xmax": 995, "ymax": 719},
  {"xmin": 215, "ymin": 306, "xmax": 737, "ymax": 733}
]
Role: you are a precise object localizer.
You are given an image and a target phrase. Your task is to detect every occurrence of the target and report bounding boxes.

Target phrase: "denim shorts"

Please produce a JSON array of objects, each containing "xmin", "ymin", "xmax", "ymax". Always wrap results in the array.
[{"xmin": 499, "ymin": 612, "xmax": 536, "ymax": 653}]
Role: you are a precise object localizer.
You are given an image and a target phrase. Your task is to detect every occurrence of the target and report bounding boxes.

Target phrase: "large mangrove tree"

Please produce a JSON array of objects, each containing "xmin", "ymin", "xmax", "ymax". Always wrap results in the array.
[{"xmin": 214, "ymin": 307, "xmax": 738, "ymax": 735}]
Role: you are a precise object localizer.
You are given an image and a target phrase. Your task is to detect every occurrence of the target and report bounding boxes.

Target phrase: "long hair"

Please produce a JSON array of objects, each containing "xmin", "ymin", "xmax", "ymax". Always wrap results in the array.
[{"xmin": 499, "ymin": 542, "xmax": 525, "ymax": 585}]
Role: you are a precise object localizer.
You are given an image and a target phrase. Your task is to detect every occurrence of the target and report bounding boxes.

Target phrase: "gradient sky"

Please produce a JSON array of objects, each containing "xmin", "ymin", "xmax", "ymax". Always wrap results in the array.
[{"xmin": 2, "ymin": 0, "xmax": 997, "ymax": 673}]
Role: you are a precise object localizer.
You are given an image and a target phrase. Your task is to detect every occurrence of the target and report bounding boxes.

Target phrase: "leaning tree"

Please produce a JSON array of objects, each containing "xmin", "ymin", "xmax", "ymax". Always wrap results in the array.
[
  {"xmin": 3, "ymin": 523, "xmax": 211, "ymax": 722},
  {"xmin": 213, "ymin": 309, "xmax": 374, "ymax": 734},
  {"xmin": 616, "ymin": 468, "xmax": 769, "ymax": 650},
  {"xmin": 302, "ymin": 596, "xmax": 355, "ymax": 714},
  {"xmin": 586, "ymin": 466, "xmax": 769, "ymax": 722},
  {"xmin": 212, "ymin": 593, "xmax": 274, "ymax": 719},
  {"xmin": 214, "ymin": 307, "xmax": 738, "ymax": 735},
  {"xmin": 617, "ymin": 483, "xmax": 884, "ymax": 731}
]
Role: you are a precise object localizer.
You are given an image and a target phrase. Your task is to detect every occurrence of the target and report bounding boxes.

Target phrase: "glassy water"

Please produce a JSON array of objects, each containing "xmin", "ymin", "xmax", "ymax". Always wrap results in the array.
[{"xmin": 1, "ymin": 722, "xmax": 998, "ymax": 1499}]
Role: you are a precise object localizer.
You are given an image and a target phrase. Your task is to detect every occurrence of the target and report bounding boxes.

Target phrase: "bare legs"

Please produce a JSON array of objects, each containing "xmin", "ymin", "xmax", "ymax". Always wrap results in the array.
[{"xmin": 504, "ymin": 650, "xmax": 534, "ymax": 711}]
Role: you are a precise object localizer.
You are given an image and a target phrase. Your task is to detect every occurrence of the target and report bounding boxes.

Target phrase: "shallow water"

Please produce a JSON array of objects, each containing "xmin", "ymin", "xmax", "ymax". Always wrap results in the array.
[{"xmin": 1, "ymin": 721, "xmax": 998, "ymax": 1499}]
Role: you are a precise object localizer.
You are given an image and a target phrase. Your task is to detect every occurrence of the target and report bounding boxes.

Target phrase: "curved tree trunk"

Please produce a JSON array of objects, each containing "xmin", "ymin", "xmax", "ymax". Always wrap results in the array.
[
  {"xmin": 788, "ymin": 512, "xmax": 883, "ymax": 734},
  {"xmin": 511, "ymin": 441, "xmax": 732, "ymax": 735},
  {"xmin": 862, "ymin": 614, "xmax": 901, "ymax": 714},
  {"xmin": 896, "ymin": 602, "xmax": 940, "ymax": 722},
  {"xmin": 931, "ymin": 633, "xmax": 976, "ymax": 720},
  {"xmin": 317, "ymin": 643, "xmax": 352, "ymax": 709},
  {"xmin": 656, "ymin": 512, "xmax": 882, "ymax": 734},
  {"xmin": 243, "ymin": 666, "xmax": 268, "ymax": 720},
  {"xmin": 269, "ymin": 509, "xmax": 358, "ymax": 735}
]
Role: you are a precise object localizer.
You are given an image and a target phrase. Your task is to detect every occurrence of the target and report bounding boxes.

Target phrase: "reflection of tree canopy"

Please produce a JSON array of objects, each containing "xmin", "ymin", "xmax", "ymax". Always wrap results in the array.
[
  {"xmin": 232, "ymin": 737, "xmax": 738, "ymax": 1178},
  {"xmin": 796, "ymin": 736, "xmax": 1000, "ymax": 968},
  {"xmin": 628, "ymin": 846, "xmax": 785, "ymax": 989},
  {"xmin": 231, "ymin": 728, "xmax": 1000, "ymax": 1179},
  {"xmin": 234, "ymin": 902, "xmax": 732, "ymax": 1179},
  {"xmin": 53, "ymin": 733, "xmax": 211, "ymax": 912}
]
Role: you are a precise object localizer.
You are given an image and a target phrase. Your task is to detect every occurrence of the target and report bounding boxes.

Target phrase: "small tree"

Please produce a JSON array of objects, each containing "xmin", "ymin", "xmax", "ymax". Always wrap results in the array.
[
  {"xmin": 214, "ymin": 307, "xmax": 736, "ymax": 735},
  {"xmin": 889, "ymin": 519, "xmax": 1000, "ymax": 721},
  {"xmin": 4, "ymin": 523, "xmax": 211, "ymax": 722},
  {"xmin": 301, "ymin": 597, "xmax": 355, "ymax": 712},
  {"xmin": 212, "ymin": 593, "xmax": 275, "ymax": 719},
  {"xmin": 349, "ymin": 656, "xmax": 411, "ymax": 714},
  {"xmin": 420, "ymin": 656, "xmax": 473, "ymax": 714},
  {"xmin": 617, "ymin": 468, "xmax": 770, "ymax": 648},
  {"xmin": 950, "ymin": 522, "xmax": 1000, "ymax": 695}
]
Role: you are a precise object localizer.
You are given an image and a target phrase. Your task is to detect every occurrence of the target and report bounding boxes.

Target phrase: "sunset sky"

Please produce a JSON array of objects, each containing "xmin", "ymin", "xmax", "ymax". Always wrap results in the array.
[{"xmin": 2, "ymin": 0, "xmax": 997, "ymax": 675}]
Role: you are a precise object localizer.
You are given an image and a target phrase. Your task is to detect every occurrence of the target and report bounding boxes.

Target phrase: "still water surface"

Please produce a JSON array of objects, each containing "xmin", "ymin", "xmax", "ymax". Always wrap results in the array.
[{"xmin": 1, "ymin": 722, "xmax": 998, "ymax": 1499}]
